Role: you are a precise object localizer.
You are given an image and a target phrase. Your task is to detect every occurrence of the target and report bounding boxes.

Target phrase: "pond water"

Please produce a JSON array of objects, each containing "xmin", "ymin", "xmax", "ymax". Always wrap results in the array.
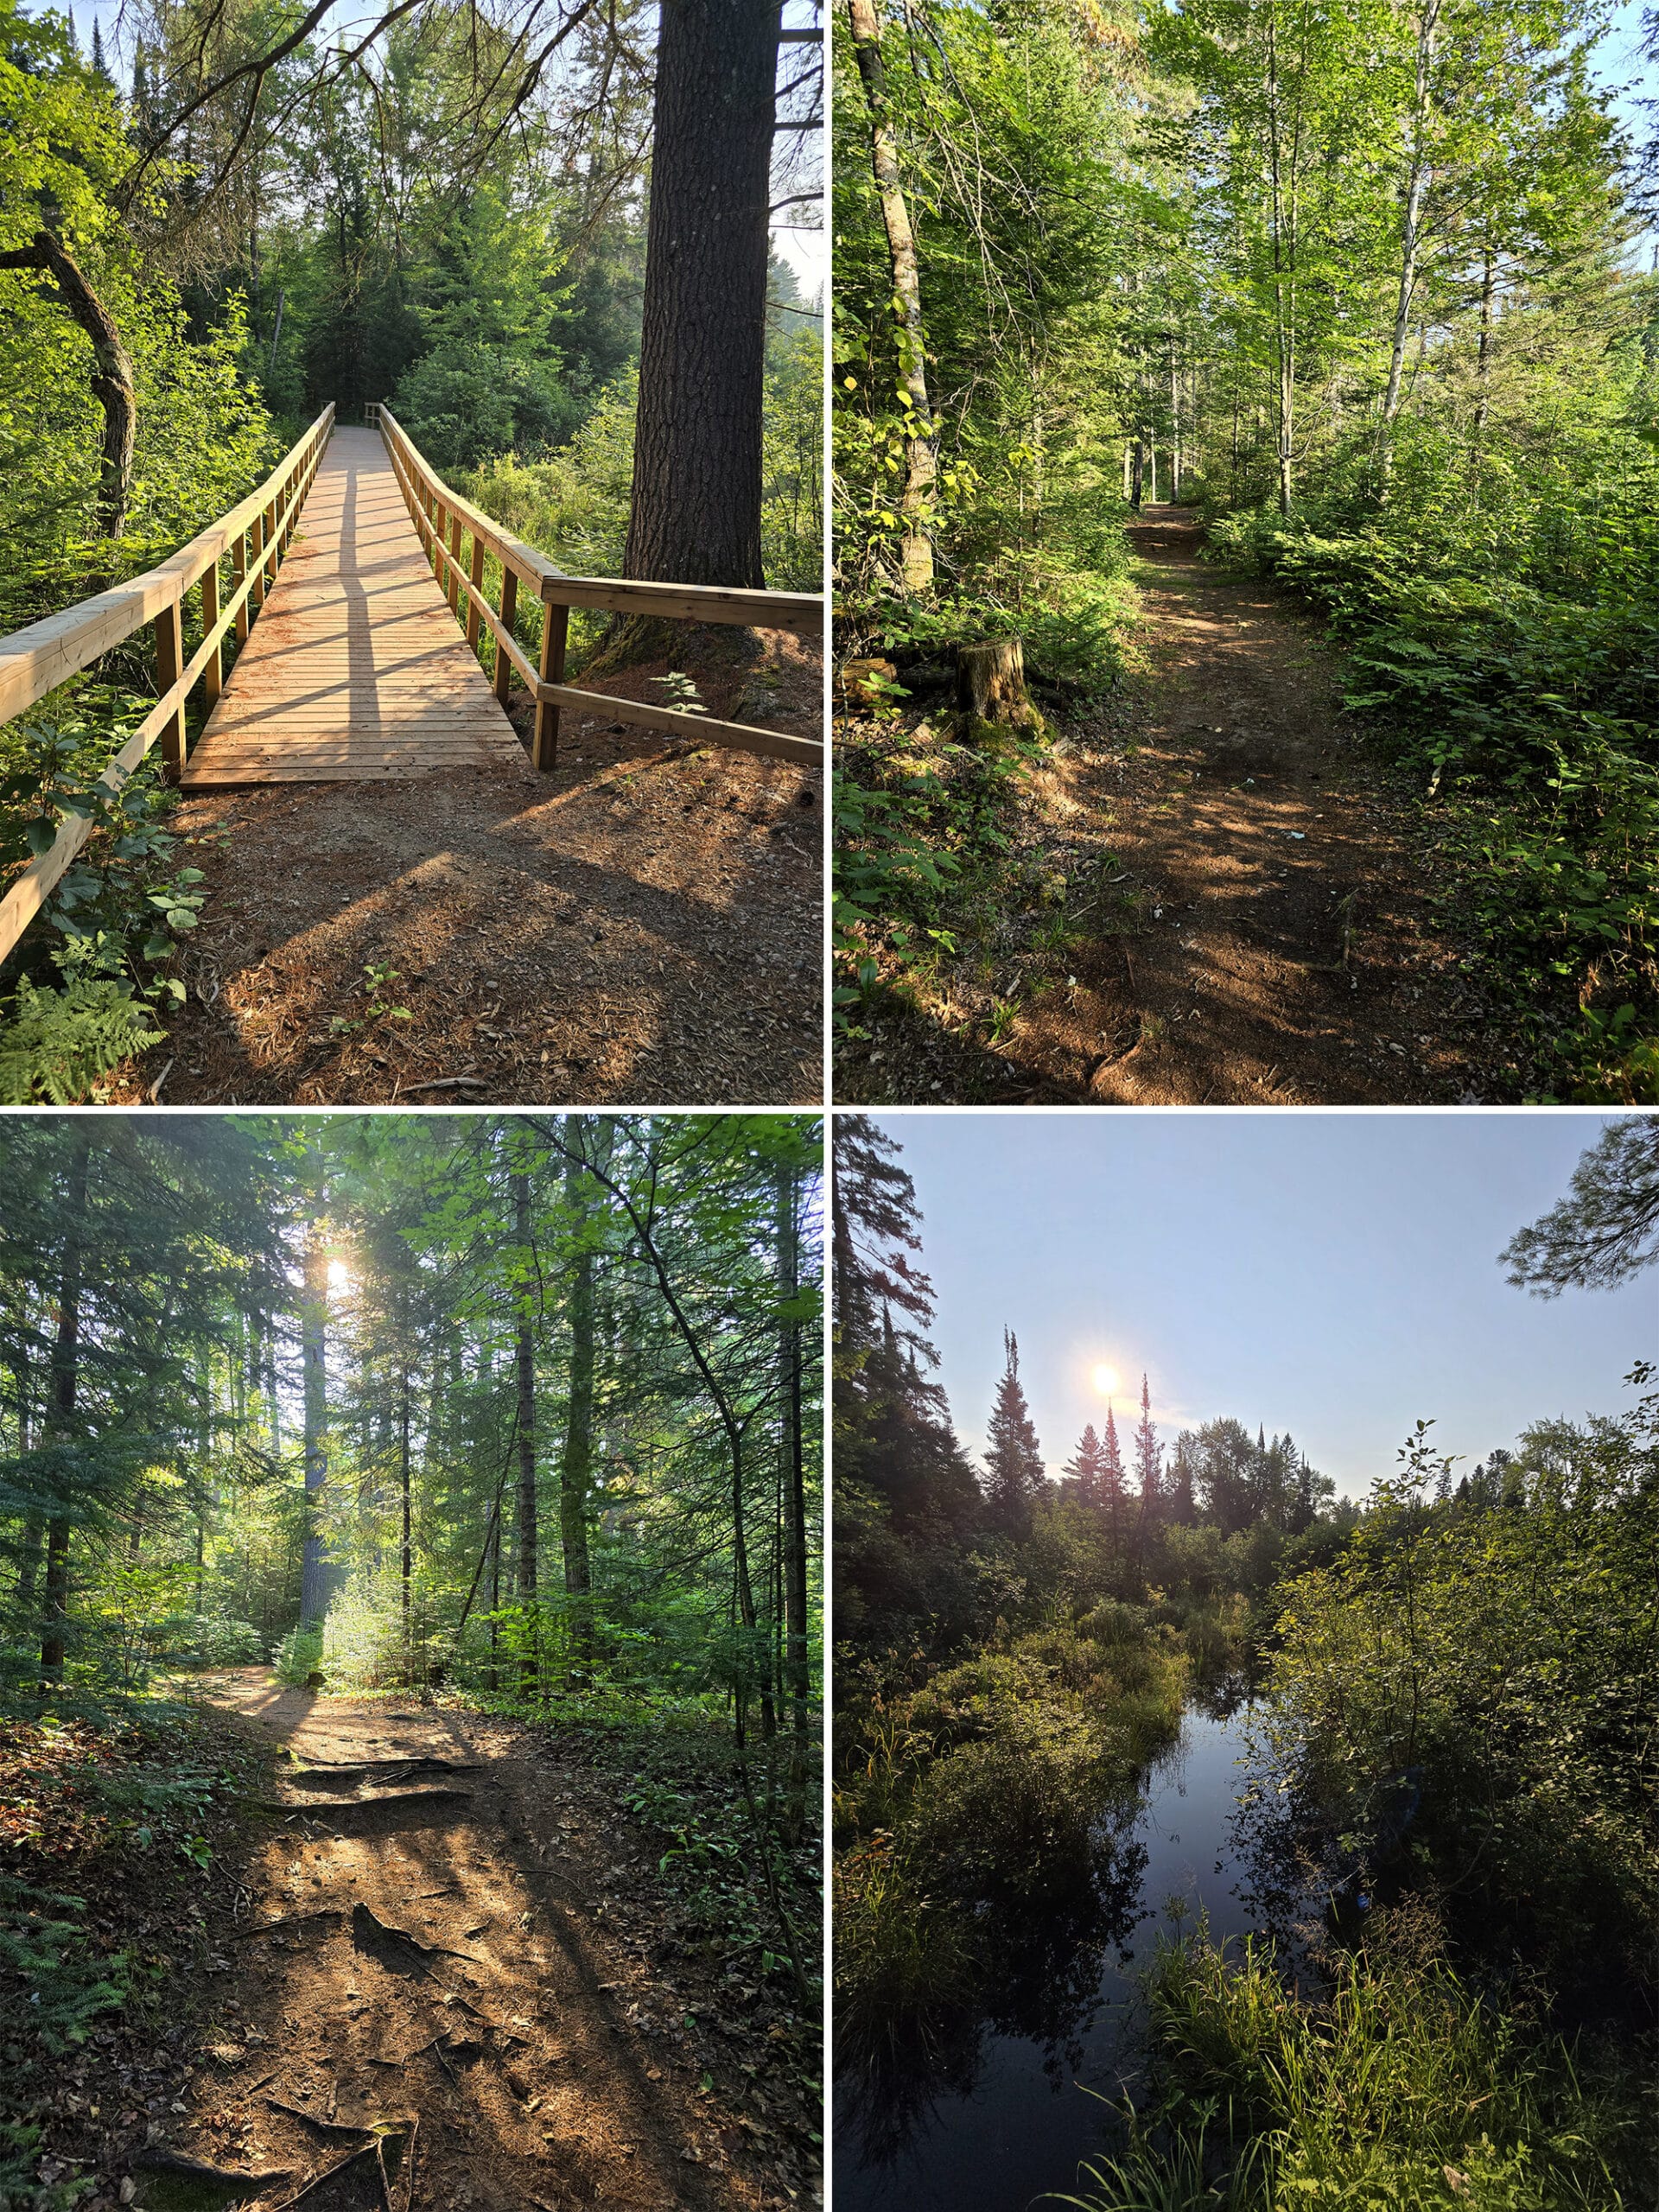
[{"xmin": 836, "ymin": 1703, "xmax": 1270, "ymax": 2212}]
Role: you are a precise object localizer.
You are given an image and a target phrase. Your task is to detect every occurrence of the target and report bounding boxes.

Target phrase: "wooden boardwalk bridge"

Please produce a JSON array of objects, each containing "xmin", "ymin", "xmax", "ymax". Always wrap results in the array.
[{"xmin": 0, "ymin": 405, "xmax": 823, "ymax": 963}]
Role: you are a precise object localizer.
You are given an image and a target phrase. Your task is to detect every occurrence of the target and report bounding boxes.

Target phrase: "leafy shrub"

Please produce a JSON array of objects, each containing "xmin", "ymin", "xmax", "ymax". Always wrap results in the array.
[
  {"xmin": 273, "ymin": 1626, "xmax": 323, "ymax": 1687},
  {"xmin": 391, "ymin": 340, "xmax": 584, "ymax": 471}
]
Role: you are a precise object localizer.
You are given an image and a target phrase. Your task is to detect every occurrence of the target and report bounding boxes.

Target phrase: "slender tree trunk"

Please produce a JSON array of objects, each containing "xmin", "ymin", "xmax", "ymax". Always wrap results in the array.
[
  {"xmin": 41, "ymin": 1128, "xmax": 92, "ymax": 1679},
  {"xmin": 400, "ymin": 1362, "xmax": 412, "ymax": 1665},
  {"xmin": 1171, "ymin": 351, "xmax": 1182, "ymax": 499},
  {"xmin": 1471, "ymin": 245, "xmax": 1495, "ymax": 457},
  {"xmin": 849, "ymin": 0, "xmax": 938, "ymax": 591},
  {"xmin": 0, "ymin": 232, "xmax": 136, "ymax": 537},
  {"xmin": 559, "ymin": 1126, "xmax": 595, "ymax": 1678},
  {"xmin": 300, "ymin": 1235, "xmax": 329, "ymax": 1626},
  {"xmin": 1379, "ymin": 0, "xmax": 1441, "ymax": 491},
  {"xmin": 778, "ymin": 1167, "xmax": 810, "ymax": 1840},
  {"xmin": 622, "ymin": 0, "xmax": 779, "ymax": 588},
  {"xmin": 512, "ymin": 1172, "xmax": 538, "ymax": 1699}
]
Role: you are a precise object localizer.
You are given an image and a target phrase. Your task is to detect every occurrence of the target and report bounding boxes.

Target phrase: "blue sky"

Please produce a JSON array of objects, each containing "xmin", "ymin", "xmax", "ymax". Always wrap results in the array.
[{"xmin": 868, "ymin": 1110, "xmax": 1656, "ymax": 1501}]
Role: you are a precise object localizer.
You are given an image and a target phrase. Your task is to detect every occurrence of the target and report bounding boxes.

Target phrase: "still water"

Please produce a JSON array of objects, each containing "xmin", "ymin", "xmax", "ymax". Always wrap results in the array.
[{"xmin": 836, "ymin": 1705, "xmax": 1266, "ymax": 2212}]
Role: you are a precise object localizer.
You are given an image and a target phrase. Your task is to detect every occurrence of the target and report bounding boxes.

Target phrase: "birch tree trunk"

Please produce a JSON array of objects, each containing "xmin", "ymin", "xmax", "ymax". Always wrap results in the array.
[
  {"xmin": 848, "ymin": 0, "xmax": 938, "ymax": 591},
  {"xmin": 1379, "ymin": 0, "xmax": 1441, "ymax": 492}
]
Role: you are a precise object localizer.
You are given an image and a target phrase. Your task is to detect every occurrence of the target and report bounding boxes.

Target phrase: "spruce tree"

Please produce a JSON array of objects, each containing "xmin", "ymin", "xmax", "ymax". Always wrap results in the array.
[
  {"xmin": 1135, "ymin": 1374, "xmax": 1161, "ymax": 1528},
  {"xmin": 1063, "ymin": 1422, "xmax": 1107, "ymax": 1506},
  {"xmin": 983, "ymin": 1328, "xmax": 1045, "ymax": 1538},
  {"xmin": 89, "ymin": 17, "xmax": 111, "ymax": 84},
  {"xmin": 1100, "ymin": 1401, "xmax": 1126, "ymax": 1550}
]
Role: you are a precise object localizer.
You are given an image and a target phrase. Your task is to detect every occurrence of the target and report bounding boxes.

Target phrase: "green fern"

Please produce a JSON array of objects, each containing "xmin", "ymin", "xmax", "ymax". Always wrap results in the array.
[{"xmin": 0, "ymin": 976, "xmax": 165, "ymax": 1104}]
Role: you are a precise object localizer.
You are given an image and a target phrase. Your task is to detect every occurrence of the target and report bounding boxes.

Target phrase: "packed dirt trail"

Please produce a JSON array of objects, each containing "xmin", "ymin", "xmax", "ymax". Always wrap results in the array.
[
  {"xmin": 976, "ymin": 507, "xmax": 1488, "ymax": 1103},
  {"xmin": 1041, "ymin": 504, "xmax": 1485, "ymax": 1103},
  {"xmin": 158, "ymin": 1669, "xmax": 793, "ymax": 2212}
]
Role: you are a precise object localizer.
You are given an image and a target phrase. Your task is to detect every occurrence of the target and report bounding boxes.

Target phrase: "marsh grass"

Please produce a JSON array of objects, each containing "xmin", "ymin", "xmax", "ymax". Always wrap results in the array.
[{"xmin": 1056, "ymin": 1925, "xmax": 1646, "ymax": 2212}]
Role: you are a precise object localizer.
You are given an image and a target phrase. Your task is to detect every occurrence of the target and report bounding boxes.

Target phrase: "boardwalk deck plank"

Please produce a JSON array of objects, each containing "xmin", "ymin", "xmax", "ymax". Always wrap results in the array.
[{"xmin": 182, "ymin": 428, "xmax": 524, "ymax": 787}]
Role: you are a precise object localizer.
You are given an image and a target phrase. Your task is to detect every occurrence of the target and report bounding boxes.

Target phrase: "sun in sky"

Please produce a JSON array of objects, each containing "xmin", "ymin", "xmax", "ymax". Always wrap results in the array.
[
  {"xmin": 1091, "ymin": 1362, "xmax": 1121, "ymax": 1397},
  {"xmin": 327, "ymin": 1257, "xmax": 353, "ymax": 1294}
]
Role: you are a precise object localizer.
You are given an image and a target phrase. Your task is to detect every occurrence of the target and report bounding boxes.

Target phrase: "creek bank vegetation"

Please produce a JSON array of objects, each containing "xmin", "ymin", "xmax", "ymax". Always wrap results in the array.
[
  {"xmin": 831, "ymin": 1114, "xmax": 1659, "ymax": 2206},
  {"xmin": 0, "ymin": 1111, "xmax": 823, "ymax": 2211},
  {"xmin": 834, "ymin": 0, "xmax": 1659, "ymax": 1103},
  {"xmin": 1, "ymin": 0, "xmax": 823, "ymax": 1103}
]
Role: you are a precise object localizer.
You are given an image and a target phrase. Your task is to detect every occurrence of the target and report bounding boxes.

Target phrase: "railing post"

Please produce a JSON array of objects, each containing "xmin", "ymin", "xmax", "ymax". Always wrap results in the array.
[
  {"xmin": 495, "ymin": 569, "xmax": 518, "ymax": 706},
  {"xmin": 155, "ymin": 593, "xmax": 185, "ymax": 782},
  {"xmin": 251, "ymin": 512, "xmax": 267, "ymax": 608},
  {"xmin": 447, "ymin": 514, "xmax": 463, "ymax": 613},
  {"xmin": 432, "ymin": 499, "xmax": 447, "ymax": 586},
  {"xmin": 534, "ymin": 601, "xmax": 567, "ymax": 772},
  {"xmin": 201, "ymin": 556, "xmax": 221, "ymax": 706},
  {"xmin": 232, "ymin": 528, "xmax": 249, "ymax": 641},
  {"xmin": 263, "ymin": 499, "xmax": 277, "ymax": 587},
  {"xmin": 467, "ymin": 537, "xmax": 486, "ymax": 652}
]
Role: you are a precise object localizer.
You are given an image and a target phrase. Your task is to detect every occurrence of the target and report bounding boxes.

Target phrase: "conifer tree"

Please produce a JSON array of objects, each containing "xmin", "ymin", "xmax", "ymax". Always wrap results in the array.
[
  {"xmin": 89, "ymin": 16, "xmax": 111, "ymax": 84},
  {"xmin": 983, "ymin": 1328, "xmax": 1045, "ymax": 1538},
  {"xmin": 1135, "ymin": 1374, "xmax": 1161, "ymax": 1529},
  {"xmin": 1063, "ymin": 1422, "xmax": 1107, "ymax": 1506},
  {"xmin": 1100, "ymin": 1401, "xmax": 1126, "ymax": 1550}
]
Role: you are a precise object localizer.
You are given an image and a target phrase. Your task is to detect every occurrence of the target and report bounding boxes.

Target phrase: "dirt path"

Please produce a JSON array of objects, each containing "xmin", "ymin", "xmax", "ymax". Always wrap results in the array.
[
  {"xmin": 109, "ymin": 632, "xmax": 822, "ymax": 1108},
  {"xmin": 156, "ymin": 1671, "xmax": 803, "ymax": 2212},
  {"xmin": 839, "ymin": 507, "xmax": 1506, "ymax": 1104}
]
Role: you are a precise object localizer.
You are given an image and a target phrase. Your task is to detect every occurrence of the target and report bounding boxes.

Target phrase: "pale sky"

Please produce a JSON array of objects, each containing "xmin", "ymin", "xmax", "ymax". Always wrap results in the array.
[{"xmin": 869, "ymin": 1110, "xmax": 1657, "ymax": 1502}]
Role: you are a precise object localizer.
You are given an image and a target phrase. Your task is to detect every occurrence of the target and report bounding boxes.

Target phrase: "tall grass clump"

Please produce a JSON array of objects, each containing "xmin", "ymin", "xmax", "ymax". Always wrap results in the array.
[{"xmin": 1062, "ymin": 1924, "xmax": 1646, "ymax": 2212}]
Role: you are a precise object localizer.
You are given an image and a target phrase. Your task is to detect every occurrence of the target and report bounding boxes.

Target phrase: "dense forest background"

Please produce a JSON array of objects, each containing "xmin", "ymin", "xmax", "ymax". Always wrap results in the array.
[
  {"xmin": 0, "ymin": 1111, "xmax": 821, "ymax": 1747},
  {"xmin": 3, "ymin": 0, "xmax": 823, "ymax": 625},
  {"xmin": 832, "ymin": 1114, "xmax": 1658, "ymax": 2204},
  {"xmin": 834, "ymin": 0, "xmax": 1659, "ymax": 1100}
]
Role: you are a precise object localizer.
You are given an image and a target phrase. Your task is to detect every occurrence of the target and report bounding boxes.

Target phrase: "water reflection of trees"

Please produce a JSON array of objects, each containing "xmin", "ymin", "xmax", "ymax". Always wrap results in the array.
[{"xmin": 839, "ymin": 1800, "xmax": 1150, "ymax": 2171}]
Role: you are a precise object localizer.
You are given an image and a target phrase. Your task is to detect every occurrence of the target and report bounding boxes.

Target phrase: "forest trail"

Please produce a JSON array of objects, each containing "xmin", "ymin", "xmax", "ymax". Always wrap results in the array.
[
  {"xmin": 183, "ymin": 430, "xmax": 523, "ymax": 787},
  {"xmin": 158, "ymin": 1667, "xmax": 782, "ymax": 2212},
  {"xmin": 1004, "ymin": 505, "xmax": 1478, "ymax": 1103},
  {"xmin": 110, "ymin": 699, "xmax": 821, "ymax": 1107}
]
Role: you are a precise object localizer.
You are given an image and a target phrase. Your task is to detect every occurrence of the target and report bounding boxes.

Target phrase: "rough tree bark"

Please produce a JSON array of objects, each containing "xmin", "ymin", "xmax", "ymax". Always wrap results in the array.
[
  {"xmin": 0, "ymin": 231, "xmax": 136, "ymax": 537},
  {"xmin": 957, "ymin": 638, "xmax": 1035, "ymax": 729},
  {"xmin": 848, "ymin": 0, "xmax": 938, "ymax": 592},
  {"xmin": 40, "ymin": 1127, "xmax": 92, "ymax": 1680},
  {"xmin": 559, "ymin": 1122, "xmax": 595, "ymax": 1677},
  {"xmin": 512, "ymin": 1169, "xmax": 539, "ymax": 1697},
  {"xmin": 777, "ymin": 1165, "xmax": 810, "ymax": 1840},
  {"xmin": 299, "ymin": 1235, "xmax": 329, "ymax": 1627},
  {"xmin": 622, "ymin": 0, "xmax": 780, "ymax": 590}
]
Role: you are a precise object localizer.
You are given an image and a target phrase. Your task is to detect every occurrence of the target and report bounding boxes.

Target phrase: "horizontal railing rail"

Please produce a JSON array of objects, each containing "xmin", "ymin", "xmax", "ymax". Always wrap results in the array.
[
  {"xmin": 374, "ymin": 406, "xmax": 823, "ymax": 772},
  {"xmin": 0, "ymin": 404, "xmax": 335, "ymax": 964}
]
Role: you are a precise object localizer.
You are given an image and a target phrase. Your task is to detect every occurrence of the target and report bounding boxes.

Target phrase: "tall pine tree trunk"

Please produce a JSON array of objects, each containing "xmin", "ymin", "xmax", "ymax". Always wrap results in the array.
[
  {"xmin": 300, "ymin": 1236, "xmax": 329, "ymax": 1627},
  {"xmin": 559, "ymin": 1126, "xmax": 595, "ymax": 1679},
  {"xmin": 777, "ymin": 1166, "xmax": 810, "ymax": 1840},
  {"xmin": 849, "ymin": 0, "xmax": 938, "ymax": 591},
  {"xmin": 622, "ymin": 0, "xmax": 779, "ymax": 590},
  {"xmin": 400, "ymin": 1362, "xmax": 412, "ymax": 1668},
  {"xmin": 512, "ymin": 1172, "xmax": 538, "ymax": 1699},
  {"xmin": 41, "ymin": 1127, "xmax": 92, "ymax": 1679}
]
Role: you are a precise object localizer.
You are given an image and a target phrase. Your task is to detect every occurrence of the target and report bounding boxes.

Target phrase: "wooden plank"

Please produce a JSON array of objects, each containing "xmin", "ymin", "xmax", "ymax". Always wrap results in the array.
[
  {"xmin": 540, "ymin": 575, "xmax": 823, "ymax": 635},
  {"xmin": 542, "ymin": 683, "xmax": 821, "ymax": 765},
  {"xmin": 182, "ymin": 429, "xmax": 522, "ymax": 789},
  {"xmin": 534, "ymin": 604, "xmax": 568, "ymax": 772}
]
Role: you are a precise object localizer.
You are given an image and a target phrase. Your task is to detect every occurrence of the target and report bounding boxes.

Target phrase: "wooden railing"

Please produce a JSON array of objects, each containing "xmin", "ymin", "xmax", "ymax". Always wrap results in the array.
[
  {"xmin": 0, "ymin": 406, "xmax": 335, "ymax": 965},
  {"xmin": 375, "ymin": 407, "xmax": 824, "ymax": 772}
]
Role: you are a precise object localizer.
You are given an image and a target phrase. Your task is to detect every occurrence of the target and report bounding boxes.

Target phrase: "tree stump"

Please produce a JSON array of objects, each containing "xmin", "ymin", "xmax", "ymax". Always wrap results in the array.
[{"xmin": 956, "ymin": 637, "xmax": 1036, "ymax": 729}]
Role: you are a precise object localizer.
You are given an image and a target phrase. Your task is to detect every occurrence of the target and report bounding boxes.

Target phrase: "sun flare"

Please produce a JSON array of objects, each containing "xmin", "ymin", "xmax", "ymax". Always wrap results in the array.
[
  {"xmin": 1091, "ymin": 1363, "xmax": 1120, "ymax": 1397},
  {"xmin": 327, "ymin": 1258, "xmax": 353, "ymax": 1293}
]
